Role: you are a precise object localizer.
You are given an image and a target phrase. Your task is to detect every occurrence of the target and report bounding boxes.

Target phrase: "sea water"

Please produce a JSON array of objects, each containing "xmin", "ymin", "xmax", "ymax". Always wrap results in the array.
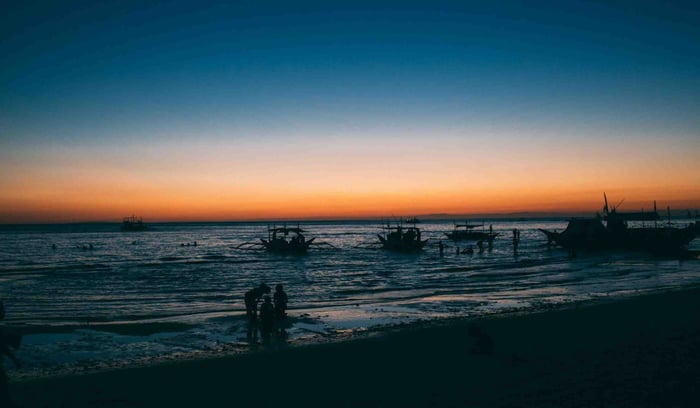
[{"xmin": 1, "ymin": 219, "xmax": 699, "ymax": 378}]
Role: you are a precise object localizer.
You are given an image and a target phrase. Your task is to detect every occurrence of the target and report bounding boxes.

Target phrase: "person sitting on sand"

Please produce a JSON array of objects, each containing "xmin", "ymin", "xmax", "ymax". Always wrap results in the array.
[
  {"xmin": 1, "ymin": 301, "xmax": 21, "ymax": 408},
  {"xmin": 259, "ymin": 296, "xmax": 275, "ymax": 337},
  {"xmin": 468, "ymin": 323, "xmax": 493, "ymax": 355},
  {"xmin": 245, "ymin": 283, "xmax": 271, "ymax": 320},
  {"xmin": 273, "ymin": 284, "xmax": 288, "ymax": 320}
]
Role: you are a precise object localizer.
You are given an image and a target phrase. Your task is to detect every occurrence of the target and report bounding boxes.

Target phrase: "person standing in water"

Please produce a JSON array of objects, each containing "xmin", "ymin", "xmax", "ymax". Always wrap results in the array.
[
  {"xmin": 273, "ymin": 284, "xmax": 288, "ymax": 320},
  {"xmin": 244, "ymin": 283, "xmax": 271, "ymax": 320},
  {"xmin": 259, "ymin": 296, "xmax": 275, "ymax": 338}
]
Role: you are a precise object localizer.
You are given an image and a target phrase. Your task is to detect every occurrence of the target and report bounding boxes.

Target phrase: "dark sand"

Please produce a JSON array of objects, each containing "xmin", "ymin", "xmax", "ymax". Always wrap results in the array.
[{"xmin": 11, "ymin": 288, "xmax": 700, "ymax": 407}]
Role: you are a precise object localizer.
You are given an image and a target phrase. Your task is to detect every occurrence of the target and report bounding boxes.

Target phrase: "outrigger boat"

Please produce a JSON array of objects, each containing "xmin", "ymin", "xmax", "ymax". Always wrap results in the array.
[
  {"xmin": 539, "ymin": 193, "xmax": 697, "ymax": 254},
  {"xmin": 121, "ymin": 215, "xmax": 147, "ymax": 231},
  {"xmin": 357, "ymin": 222, "xmax": 428, "ymax": 253},
  {"xmin": 233, "ymin": 225, "xmax": 336, "ymax": 254},
  {"xmin": 445, "ymin": 221, "xmax": 498, "ymax": 243}
]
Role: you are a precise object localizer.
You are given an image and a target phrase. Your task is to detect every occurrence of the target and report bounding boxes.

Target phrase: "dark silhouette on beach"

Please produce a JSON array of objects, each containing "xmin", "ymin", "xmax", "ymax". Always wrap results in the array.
[
  {"xmin": 273, "ymin": 284, "xmax": 288, "ymax": 321},
  {"xmin": 468, "ymin": 323, "xmax": 493, "ymax": 355},
  {"xmin": 245, "ymin": 283, "xmax": 271, "ymax": 320},
  {"xmin": 438, "ymin": 240, "xmax": 444, "ymax": 256},
  {"xmin": 1, "ymin": 301, "xmax": 21, "ymax": 408}
]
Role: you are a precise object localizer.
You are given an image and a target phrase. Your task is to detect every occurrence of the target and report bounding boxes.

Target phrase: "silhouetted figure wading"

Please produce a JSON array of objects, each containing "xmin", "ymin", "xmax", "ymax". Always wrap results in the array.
[
  {"xmin": 273, "ymin": 284, "xmax": 288, "ymax": 321},
  {"xmin": 245, "ymin": 283, "xmax": 271, "ymax": 320},
  {"xmin": 259, "ymin": 296, "xmax": 275, "ymax": 338}
]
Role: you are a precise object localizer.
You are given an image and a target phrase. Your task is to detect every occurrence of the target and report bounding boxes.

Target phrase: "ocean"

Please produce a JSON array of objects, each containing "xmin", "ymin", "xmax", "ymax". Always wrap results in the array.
[{"xmin": 1, "ymin": 219, "xmax": 699, "ymax": 378}]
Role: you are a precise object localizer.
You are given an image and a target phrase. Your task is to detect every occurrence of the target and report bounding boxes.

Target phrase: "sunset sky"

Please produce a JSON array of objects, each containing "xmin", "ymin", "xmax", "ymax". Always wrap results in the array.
[{"xmin": 2, "ymin": 1, "xmax": 699, "ymax": 223}]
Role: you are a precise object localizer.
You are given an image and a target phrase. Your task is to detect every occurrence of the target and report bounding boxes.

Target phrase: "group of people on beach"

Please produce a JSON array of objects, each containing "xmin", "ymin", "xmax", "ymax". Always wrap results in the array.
[{"xmin": 245, "ymin": 283, "xmax": 288, "ymax": 337}]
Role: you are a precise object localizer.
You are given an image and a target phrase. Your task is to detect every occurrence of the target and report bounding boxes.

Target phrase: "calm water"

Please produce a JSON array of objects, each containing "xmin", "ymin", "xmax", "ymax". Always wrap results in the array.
[{"xmin": 1, "ymin": 219, "xmax": 699, "ymax": 377}]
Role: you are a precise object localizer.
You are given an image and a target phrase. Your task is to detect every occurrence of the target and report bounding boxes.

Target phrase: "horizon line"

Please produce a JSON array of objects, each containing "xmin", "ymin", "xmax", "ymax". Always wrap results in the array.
[{"xmin": 3, "ymin": 208, "xmax": 698, "ymax": 226}]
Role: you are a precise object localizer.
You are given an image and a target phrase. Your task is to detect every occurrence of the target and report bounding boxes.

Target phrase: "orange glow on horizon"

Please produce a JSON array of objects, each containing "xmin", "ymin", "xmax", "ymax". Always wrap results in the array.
[
  {"xmin": 2, "ymin": 129, "xmax": 699, "ymax": 223},
  {"xmin": 2, "ymin": 185, "xmax": 699, "ymax": 223}
]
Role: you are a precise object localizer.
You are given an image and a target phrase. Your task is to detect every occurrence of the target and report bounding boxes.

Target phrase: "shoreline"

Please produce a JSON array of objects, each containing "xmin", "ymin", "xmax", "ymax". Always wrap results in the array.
[
  {"xmin": 6, "ymin": 284, "xmax": 685, "ymax": 382},
  {"xmin": 10, "ymin": 285, "xmax": 700, "ymax": 407}
]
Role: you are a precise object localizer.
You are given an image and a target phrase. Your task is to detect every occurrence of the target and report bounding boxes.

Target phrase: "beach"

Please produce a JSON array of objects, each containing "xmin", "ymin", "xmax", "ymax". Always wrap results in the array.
[{"xmin": 9, "ymin": 286, "xmax": 700, "ymax": 407}]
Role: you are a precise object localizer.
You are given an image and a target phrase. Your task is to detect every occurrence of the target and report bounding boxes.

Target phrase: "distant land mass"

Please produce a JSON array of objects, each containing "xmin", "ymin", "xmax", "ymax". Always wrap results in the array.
[{"xmin": 1, "ymin": 209, "xmax": 698, "ymax": 226}]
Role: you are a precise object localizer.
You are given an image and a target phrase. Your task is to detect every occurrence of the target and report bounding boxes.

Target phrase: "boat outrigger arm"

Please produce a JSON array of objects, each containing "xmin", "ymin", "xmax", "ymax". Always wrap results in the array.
[{"xmin": 233, "ymin": 225, "xmax": 337, "ymax": 252}]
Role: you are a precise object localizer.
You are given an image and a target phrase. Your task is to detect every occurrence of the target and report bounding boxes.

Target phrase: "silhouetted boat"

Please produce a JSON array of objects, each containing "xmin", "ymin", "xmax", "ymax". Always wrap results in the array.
[
  {"xmin": 377, "ymin": 223, "xmax": 428, "ymax": 253},
  {"xmin": 233, "ymin": 225, "xmax": 335, "ymax": 254},
  {"xmin": 539, "ymin": 194, "xmax": 697, "ymax": 254},
  {"xmin": 403, "ymin": 216, "xmax": 420, "ymax": 224},
  {"xmin": 121, "ymin": 215, "xmax": 146, "ymax": 231},
  {"xmin": 445, "ymin": 221, "xmax": 498, "ymax": 242}
]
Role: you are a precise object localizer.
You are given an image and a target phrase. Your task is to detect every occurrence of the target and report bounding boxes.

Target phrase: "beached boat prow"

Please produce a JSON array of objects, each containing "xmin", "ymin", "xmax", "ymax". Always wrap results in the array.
[
  {"xmin": 539, "ymin": 193, "xmax": 697, "ymax": 254},
  {"xmin": 121, "ymin": 215, "xmax": 147, "ymax": 231},
  {"xmin": 376, "ymin": 223, "xmax": 428, "ymax": 253},
  {"xmin": 445, "ymin": 221, "xmax": 499, "ymax": 242}
]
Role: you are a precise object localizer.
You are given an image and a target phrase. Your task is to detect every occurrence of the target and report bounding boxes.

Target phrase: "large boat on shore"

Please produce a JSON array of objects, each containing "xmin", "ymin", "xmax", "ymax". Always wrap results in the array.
[
  {"xmin": 539, "ymin": 194, "xmax": 697, "ymax": 254},
  {"xmin": 121, "ymin": 215, "xmax": 147, "ymax": 231},
  {"xmin": 445, "ymin": 221, "xmax": 499, "ymax": 243}
]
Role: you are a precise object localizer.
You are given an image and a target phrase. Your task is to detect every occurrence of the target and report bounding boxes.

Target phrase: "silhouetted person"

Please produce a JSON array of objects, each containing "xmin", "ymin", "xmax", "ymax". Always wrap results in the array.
[
  {"xmin": 476, "ymin": 240, "xmax": 484, "ymax": 252},
  {"xmin": 468, "ymin": 323, "xmax": 493, "ymax": 355},
  {"xmin": 193, "ymin": 241, "xmax": 197, "ymax": 246},
  {"xmin": 259, "ymin": 296, "xmax": 275, "ymax": 338},
  {"xmin": 1, "ymin": 301, "xmax": 21, "ymax": 408},
  {"xmin": 273, "ymin": 284, "xmax": 288, "ymax": 320},
  {"xmin": 245, "ymin": 283, "xmax": 271, "ymax": 320},
  {"xmin": 51, "ymin": 244, "xmax": 56, "ymax": 251},
  {"xmin": 438, "ymin": 240, "xmax": 444, "ymax": 256}
]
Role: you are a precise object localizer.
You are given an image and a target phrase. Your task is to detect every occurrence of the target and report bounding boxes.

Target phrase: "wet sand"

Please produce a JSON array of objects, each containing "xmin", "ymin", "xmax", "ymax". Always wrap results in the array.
[{"xmin": 11, "ymin": 287, "xmax": 700, "ymax": 407}]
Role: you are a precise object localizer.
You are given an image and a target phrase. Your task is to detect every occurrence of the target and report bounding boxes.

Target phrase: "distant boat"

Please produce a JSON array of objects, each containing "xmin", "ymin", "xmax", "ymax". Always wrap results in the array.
[
  {"xmin": 376, "ymin": 222, "xmax": 428, "ymax": 253},
  {"xmin": 233, "ymin": 225, "xmax": 335, "ymax": 254},
  {"xmin": 539, "ymin": 193, "xmax": 697, "ymax": 254},
  {"xmin": 403, "ymin": 216, "xmax": 420, "ymax": 224},
  {"xmin": 121, "ymin": 215, "xmax": 146, "ymax": 231},
  {"xmin": 445, "ymin": 221, "xmax": 499, "ymax": 243},
  {"xmin": 260, "ymin": 226, "xmax": 314, "ymax": 254}
]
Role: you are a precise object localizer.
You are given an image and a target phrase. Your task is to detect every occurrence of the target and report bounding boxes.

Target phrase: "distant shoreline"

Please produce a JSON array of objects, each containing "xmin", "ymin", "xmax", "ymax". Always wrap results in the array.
[{"xmin": 0, "ymin": 214, "xmax": 644, "ymax": 227}]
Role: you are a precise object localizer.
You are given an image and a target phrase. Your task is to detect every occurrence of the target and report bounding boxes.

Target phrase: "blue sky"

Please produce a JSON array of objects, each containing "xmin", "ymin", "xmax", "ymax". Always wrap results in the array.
[{"xmin": 2, "ymin": 1, "xmax": 699, "ymax": 221}]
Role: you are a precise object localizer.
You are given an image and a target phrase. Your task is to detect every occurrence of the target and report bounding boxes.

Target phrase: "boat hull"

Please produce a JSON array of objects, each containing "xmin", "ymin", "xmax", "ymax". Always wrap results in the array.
[
  {"xmin": 261, "ymin": 237, "xmax": 315, "ymax": 254},
  {"xmin": 377, "ymin": 235, "xmax": 428, "ymax": 253}
]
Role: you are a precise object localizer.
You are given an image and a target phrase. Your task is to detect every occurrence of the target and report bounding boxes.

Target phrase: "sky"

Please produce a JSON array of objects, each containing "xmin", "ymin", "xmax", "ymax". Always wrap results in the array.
[{"xmin": 1, "ymin": 0, "xmax": 699, "ymax": 222}]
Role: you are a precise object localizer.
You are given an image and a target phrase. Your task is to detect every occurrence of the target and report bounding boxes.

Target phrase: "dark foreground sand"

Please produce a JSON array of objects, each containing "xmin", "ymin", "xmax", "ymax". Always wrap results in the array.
[{"xmin": 11, "ymin": 288, "xmax": 700, "ymax": 407}]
